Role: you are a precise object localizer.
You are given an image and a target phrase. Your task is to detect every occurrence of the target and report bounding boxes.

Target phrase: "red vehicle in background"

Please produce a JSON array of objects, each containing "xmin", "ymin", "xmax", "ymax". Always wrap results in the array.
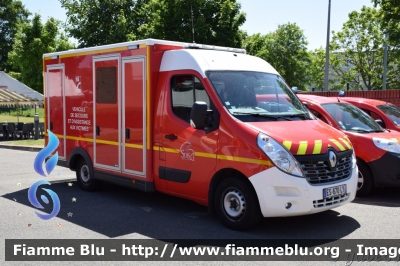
[
  {"xmin": 298, "ymin": 94, "xmax": 400, "ymax": 196},
  {"xmin": 341, "ymin": 97, "xmax": 400, "ymax": 132}
]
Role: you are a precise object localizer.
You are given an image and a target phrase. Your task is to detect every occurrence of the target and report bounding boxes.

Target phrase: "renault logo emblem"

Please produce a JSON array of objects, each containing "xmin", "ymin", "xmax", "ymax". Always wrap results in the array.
[{"xmin": 328, "ymin": 151, "xmax": 337, "ymax": 168}]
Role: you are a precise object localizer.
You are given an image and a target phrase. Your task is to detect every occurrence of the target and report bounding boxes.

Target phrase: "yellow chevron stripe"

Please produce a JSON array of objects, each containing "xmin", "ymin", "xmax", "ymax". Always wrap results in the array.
[
  {"xmin": 329, "ymin": 139, "xmax": 346, "ymax": 151},
  {"xmin": 297, "ymin": 141, "xmax": 308, "ymax": 155},
  {"xmin": 283, "ymin": 141, "xmax": 292, "ymax": 151},
  {"xmin": 338, "ymin": 137, "xmax": 352, "ymax": 149},
  {"xmin": 312, "ymin": 140, "xmax": 322, "ymax": 154}
]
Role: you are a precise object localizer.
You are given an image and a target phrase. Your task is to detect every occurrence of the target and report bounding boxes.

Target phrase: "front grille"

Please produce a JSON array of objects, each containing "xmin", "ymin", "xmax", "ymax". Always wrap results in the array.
[
  {"xmin": 296, "ymin": 150, "xmax": 352, "ymax": 185},
  {"xmin": 313, "ymin": 193, "xmax": 350, "ymax": 208}
]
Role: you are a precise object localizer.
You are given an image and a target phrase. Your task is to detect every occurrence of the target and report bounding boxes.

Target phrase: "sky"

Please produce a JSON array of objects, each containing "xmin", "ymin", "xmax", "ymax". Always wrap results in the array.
[{"xmin": 21, "ymin": 0, "xmax": 374, "ymax": 51}]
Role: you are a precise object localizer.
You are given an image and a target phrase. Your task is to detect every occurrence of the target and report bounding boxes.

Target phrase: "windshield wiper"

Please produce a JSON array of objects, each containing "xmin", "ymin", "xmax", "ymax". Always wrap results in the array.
[
  {"xmin": 347, "ymin": 128, "xmax": 383, "ymax": 133},
  {"xmin": 232, "ymin": 112, "xmax": 295, "ymax": 121}
]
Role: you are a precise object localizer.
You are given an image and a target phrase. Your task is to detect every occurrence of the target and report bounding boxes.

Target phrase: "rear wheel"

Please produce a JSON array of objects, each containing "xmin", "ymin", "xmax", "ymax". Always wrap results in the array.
[
  {"xmin": 76, "ymin": 158, "xmax": 101, "ymax": 191},
  {"xmin": 214, "ymin": 177, "xmax": 262, "ymax": 230},
  {"xmin": 356, "ymin": 160, "xmax": 373, "ymax": 197}
]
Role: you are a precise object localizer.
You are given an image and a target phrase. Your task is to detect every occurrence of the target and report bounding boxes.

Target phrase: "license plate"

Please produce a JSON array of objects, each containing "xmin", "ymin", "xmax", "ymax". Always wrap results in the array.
[{"xmin": 323, "ymin": 184, "xmax": 347, "ymax": 199}]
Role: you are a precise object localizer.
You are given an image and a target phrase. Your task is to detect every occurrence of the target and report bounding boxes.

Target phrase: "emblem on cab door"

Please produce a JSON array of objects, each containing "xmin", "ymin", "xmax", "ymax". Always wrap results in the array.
[
  {"xmin": 180, "ymin": 142, "xmax": 195, "ymax": 161},
  {"xmin": 328, "ymin": 151, "xmax": 337, "ymax": 168}
]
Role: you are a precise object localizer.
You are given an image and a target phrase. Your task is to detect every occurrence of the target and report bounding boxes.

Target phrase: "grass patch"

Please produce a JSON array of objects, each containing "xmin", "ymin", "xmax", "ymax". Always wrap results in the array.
[
  {"xmin": 0, "ymin": 114, "xmax": 44, "ymax": 123},
  {"xmin": 0, "ymin": 108, "xmax": 44, "ymax": 122},
  {"xmin": 0, "ymin": 139, "xmax": 44, "ymax": 147}
]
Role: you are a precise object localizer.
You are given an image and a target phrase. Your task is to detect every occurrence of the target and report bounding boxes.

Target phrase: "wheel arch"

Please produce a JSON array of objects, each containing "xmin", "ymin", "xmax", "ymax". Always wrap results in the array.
[
  {"xmin": 208, "ymin": 168, "xmax": 259, "ymax": 215},
  {"xmin": 356, "ymin": 156, "xmax": 375, "ymax": 196},
  {"xmin": 67, "ymin": 147, "xmax": 94, "ymax": 177},
  {"xmin": 356, "ymin": 156, "xmax": 374, "ymax": 184}
]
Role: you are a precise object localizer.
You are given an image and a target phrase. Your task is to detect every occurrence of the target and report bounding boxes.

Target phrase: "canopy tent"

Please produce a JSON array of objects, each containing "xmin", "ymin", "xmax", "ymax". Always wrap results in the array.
[
  {"xmin": 0, "ymin": 71, "xmax": 43, "ymax": 102},
  {"xmin": 0, "ymin": 88, "xmax": 42, "ymax": 106}
]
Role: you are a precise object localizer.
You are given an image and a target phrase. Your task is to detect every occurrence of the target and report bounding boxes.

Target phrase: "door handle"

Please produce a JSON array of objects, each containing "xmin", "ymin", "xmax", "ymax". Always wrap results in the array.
[
  {"xmin": 126, "ymin": 128, "xmax": 130, "ymax": 139},
  {"xmin": 164, "ymin": 134, "xmax": 177, "ymax": 140},
  {"xmin": 96, "ymin": 126, "xmax": 100, "ymax": 136}
]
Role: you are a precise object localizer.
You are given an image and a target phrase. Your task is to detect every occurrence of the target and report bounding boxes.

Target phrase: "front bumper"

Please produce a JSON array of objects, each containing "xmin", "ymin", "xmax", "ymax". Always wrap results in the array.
[
  {"xmin": 368, "ymin": 152, "xmax": 400, "ymax": 187},
  {"xmin": 249, "ymin": 166, "xmax": 358, "ymax": 217}
]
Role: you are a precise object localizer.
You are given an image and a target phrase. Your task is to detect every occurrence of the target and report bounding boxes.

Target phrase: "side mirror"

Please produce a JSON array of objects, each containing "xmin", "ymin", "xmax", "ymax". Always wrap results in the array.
[
  {"xmin": 375, "ymin": 119, "xmax": 385, "ymax": 128},
  {"xmin": 190, "ymin": 101, "xmax": 213, "ymax": 130},
  {"xmin": 292, "ymin": 87, "xmax": 298, "ymax": 94}
]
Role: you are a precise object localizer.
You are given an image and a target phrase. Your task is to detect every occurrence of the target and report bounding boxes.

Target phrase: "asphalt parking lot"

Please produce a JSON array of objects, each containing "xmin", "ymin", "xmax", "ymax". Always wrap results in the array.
[{"xmin": 1, "ymin": 148, "xmax": 400, "ymax": 265}]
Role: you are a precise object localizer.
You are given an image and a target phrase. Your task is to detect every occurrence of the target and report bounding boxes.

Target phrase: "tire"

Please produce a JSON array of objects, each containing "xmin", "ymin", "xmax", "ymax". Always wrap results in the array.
[
  {"xmin": 356, "ymin": 160, "xmax": 374, "ymax": 197},
  {"xmin": 76, "ymin": 158, "xmax": 101, "ymax": 191},
  {"xmin": 214, "ymin": 177, "xmax": 262, "ymax": 231}
]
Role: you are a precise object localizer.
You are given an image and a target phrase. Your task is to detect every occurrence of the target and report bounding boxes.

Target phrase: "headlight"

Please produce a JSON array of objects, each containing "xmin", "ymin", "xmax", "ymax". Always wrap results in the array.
[
  {"xmin": 351, "ymin": 150, "xmax": 356, "ymax": 169},
  {"xmin": 372, "ymin": 138, "xmax": 400, "ymax": 154},
  {"xmin": 257, "ymin": 133, "xmax": 304, "ymax": 177}
]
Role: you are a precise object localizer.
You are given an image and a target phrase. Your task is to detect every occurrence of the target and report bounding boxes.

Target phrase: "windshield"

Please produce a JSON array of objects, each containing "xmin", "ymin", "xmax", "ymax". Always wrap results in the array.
[
  {"xmin": 206, "ymin": 71, "xmax": 310, "ymax": 122},
  {"xmin": 322, "ymin": 103, "xmax": 383, "ymax": 133},
  {"xmin": 376, "ymin": 104, "xmax": 400, "ymax": 126}
]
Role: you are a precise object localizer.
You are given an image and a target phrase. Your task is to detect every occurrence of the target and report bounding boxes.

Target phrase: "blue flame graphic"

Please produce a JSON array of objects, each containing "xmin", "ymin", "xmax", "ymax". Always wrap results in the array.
[
  {"xmin": 28, "ymin": 180, "xmax": 61, "ymax": 220},
  {"xmin": 34, "ymin": 130, "xmax": 59, "ymax": 177}
]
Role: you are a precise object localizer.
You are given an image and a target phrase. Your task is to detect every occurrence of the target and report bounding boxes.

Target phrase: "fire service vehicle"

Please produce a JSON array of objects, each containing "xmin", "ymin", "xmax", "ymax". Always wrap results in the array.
[
  {"xmin": 298, "ymin": 94, "xmax": 400, "ymax": 196},
  {"xmin": 44, "ymin": 39, "xmax": 358, "ymax": 230}
]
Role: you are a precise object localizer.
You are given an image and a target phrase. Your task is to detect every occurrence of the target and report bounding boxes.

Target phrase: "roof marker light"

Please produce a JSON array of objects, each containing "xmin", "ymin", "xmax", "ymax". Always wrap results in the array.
[{"xmin": 127, "ymin": 45, "xmax": 139, "ymax": 50}]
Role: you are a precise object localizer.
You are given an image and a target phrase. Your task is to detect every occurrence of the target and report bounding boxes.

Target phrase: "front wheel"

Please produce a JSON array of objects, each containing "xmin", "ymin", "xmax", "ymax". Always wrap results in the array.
[
  {"xmin": 356, "ymin": 160, "xmax": 373, "ymax": 197},
  {"xmin": 76, "ymin": 158, "xmax": 101, "ymax": 191},
  {"xmin": 214, "ymin": 177, "xmax": 262, "ymax": 231}
]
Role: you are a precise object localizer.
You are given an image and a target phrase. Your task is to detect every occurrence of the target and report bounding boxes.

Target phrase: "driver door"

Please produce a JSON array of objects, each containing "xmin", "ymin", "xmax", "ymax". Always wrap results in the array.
[{"xmin": 159, "ymin": 73, "xmax": 219, "ymax": 201}]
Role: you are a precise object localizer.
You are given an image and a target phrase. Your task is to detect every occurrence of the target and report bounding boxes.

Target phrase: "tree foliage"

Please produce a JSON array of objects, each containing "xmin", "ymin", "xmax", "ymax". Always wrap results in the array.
[
  {"xmin": 8, "ymin": 14, "xmax": 74, "ymax": 93},
  {"xmin": 308, "ymin": 48, "xmax": 360, "ymax": 91},
  {"xmin": 60, "ymin": 0, "xmax": 246, "ymax": 48},
  {"xmin": 330, "ymin": 6, "xmax": 400, "ymax": 90},
  {"xmin": 308, "ymin": 48, "xmax": 327, "ymax": 90},
  {"xmin": 373, "ymin": 0, "xmax": 400, "ymax": 48},
  {"xmin": 0, "ymin": 0, "xmax": 29, "ymax": 71},
  {"xmin": 138, "ymin": 0, "xmax": 246, "ymax": 47},
  {"xmin": 243, "ymin": 23, "xmax": 311, "ymax": 90},
  {"xmin": 59, "ymin": 0, "xmax": 144, "ymax": 48}
]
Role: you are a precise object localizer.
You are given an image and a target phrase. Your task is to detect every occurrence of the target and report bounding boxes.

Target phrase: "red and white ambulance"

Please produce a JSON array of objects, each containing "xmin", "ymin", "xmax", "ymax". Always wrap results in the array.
[{"xmin": 43, "ymin": 39, "xmax": 358, "ymax": 230}]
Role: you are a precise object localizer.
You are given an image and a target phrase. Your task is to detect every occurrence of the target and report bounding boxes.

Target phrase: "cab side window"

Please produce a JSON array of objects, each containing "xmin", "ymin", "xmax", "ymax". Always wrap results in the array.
[
  {"xmin": 171, "ymin": 75, "xmax": 211, "ymax": 123},
  {"xmin": 361, "ymin": 108, "xmax": 386, "ymax": 128},
  {"xmin": 311, "ymin": 110, "xmax": 330, "ymax": 125}
]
